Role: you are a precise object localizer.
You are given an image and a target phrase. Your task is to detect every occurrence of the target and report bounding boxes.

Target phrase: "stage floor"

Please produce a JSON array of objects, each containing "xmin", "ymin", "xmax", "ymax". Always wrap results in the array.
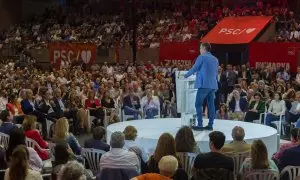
[{"xmin": 107, "ymin": 118, "xmax": 278, "ymax": 157}]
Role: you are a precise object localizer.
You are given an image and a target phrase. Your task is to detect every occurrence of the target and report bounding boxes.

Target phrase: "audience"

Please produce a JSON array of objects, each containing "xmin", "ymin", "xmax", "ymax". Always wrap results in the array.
[
  {"xmin": 147, "ymin": 133, "xmax": 178, "ymax": 173},
  {"xmin": 265, "ymin": 92, "xmax": 286, "ymax": 126},
  {"xmin": 57, "ymin": 161, "xmax": 86, "ymax": 180},
  {"xmin": 0, "ymin": 110, "xmax": 16, "ymax": 135},
  {"xmin": 277, "ymin": 128, "xmax": 300, "ymax": 171},
  {"xmin": 239, "ymin": 139, "xmax": 279, "ymax": 177},
  {"xmin": 123, "ymin": 125, "xmax": 148, "ymax": 163},
  {"xmin": 244, "ymin": 93, "xmax": 266, "ymax": 122},
  {"xmin": 100, "ymin": 131, "xmax": 140, "ymax": 173},
  {"xmin": 215, "ymin": 103, "xmax": 229, "ymax": 120},
  {"xmin": 123, "ymin": 87, "xmax": 142, "ymax": 120},
  {"xmin": 23, "ymin": 115, "xmax": 49, "ymax": 160},
  {"xmin": 4, "ymin": 145, "xmax": 43, "ymax": 180},
  {"xmin": 53, "ymin": 117, "xmax": 81, "ymax": 155},
  {"xmin": 228, "ymin": 90, "xmax": 248, "ymax": 121},
  {"xmin": 175, "ymin": 126, "xmax": 200, "ymax": 153},
  {"xmin": 131, "ymin": 155, "xmax": 178, "ymax": 180},
  {"xmin": 84, "ymin": 126, "xmax": 110, "ymax": 152},
  {"xmin": 141, "ymin": 88, "xmax": 160, "ymax": 119},
  {"xmin": 6, "ymin": 128, "xmax": 43, "ymax": 172},
  {"xmin": 221, "ymin": 126, "xmax": 251, "ymax": 154},
  {"xmin": 53, "ymin": 143, "xmax": 75, "ymax": 179},
  {"xmin": 193, "ymin": 131, "xmax": 234, "ymax": 171}
]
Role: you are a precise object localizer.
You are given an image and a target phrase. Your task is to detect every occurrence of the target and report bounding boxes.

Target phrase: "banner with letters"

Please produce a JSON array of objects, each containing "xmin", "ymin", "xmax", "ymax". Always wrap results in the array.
[
  {"xmin": 48, "ymin": 43, "xmax": 97, "ymax": 69},
  {"xmin": 249, "ymin": 42, "xmax": 300, "ymax": 73},
  {"xmin": 159, "ymin": 40, "xmax": 199, "ymax": 66},
  {"xmin": 201, "ymin": 16, "xmax": 273, "ymax": 44}
]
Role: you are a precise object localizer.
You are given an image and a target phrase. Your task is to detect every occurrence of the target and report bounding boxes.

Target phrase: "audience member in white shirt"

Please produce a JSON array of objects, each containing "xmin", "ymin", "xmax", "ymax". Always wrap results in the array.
[
  {"xmin": 140, "ymin": 89, "xmax": 160, "ymax": 119},
  {"xmin": 265, "ymin": 92, "xmax": 286, "ymax": 126},
  {"xmin": 100, "ymin": 131, "xmax": 140, "ymax": 173},
  {"xmin": 0, "ymin": 90, "xmax": 8, "ymax": 112}
]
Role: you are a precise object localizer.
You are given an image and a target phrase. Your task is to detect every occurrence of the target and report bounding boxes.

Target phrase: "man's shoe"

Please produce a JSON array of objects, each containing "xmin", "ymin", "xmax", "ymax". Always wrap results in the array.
[
  {"xmin": 204, "ymin": 126, "xmax": 213, "ymax": 131},
  {"xmin": 192, "ymin": 126, "xmax": 205, "ymax": 131}
]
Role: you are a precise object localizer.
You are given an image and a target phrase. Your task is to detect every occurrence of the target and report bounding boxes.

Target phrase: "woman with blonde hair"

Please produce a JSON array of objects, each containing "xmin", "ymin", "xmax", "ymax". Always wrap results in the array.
[
  {"xmin": 4, "ymin": 145, "xmax": 43, "ymax": 180},
  {"xmin": 53, "ymin": 117, "xmax": 81, "ymax": 155},
  {"xmin": 23, "ymin": 115, "xmax": 49, "ymax": 160},
  {"xmin": 239, "ymin": 139, "xmax": 278, "ymax": 175},
  {"xmin": 148, "ymin": 133, "xmax": 180, "ymax": 173}
]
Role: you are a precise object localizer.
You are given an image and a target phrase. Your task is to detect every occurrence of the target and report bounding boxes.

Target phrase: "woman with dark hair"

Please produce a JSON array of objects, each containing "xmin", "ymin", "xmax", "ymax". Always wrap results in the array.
[
  {"xmin": 84, "ymin": 90, "xmax": 105, "ymax": 126},
  {"xmin": 244, "ymin": 93, "xmax": 266, "ymax": 122},
  {"xmin": 215, "ymin": 103, "xmax": 229, "ymax": 120},
  {"xmin": 6, "ymin": 93, "xmax": 24, "ymax": 124},
  {"xmin": 101, "ymin": 91, "xmax": 120, "ymax": 124},
  {"xmin": 265, "ymin": 92, "xmax": 286, "ymax": 127},
  {"xmin": 4, "ymin": 145, "xmax": 43, "ymax": 180},
  {"xmin": 175, "ymin": 126, "xmax": 200, "ymax": 153},
  {"xmin": 6, "ymin": 128, "xmax": 43, "ymax": 172},
  {"xmin": 239, "ymin": 140, "xmax": 278, "ymax": 176},
  {"xmin": 148, "ymin": 133, "xmax": 179, "ymax": 173}
]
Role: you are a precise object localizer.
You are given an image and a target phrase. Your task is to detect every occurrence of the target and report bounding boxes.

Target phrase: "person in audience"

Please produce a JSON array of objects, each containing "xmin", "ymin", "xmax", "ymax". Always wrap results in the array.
[
  {"xmin": 272, "ymin": 128, "xmax": 299, "ymax": 161},
  {"xmin": 221, "ymin": 126, "xmax": 251, "ymax": 154},
  {"xmin": 100, "ymin": 131, "xmax": 140, "ymax": 173},
  {"xmin": 244, "ymin": 93, "xmax": 266, "ymax": 122},
  {"xmin": 0, "ymin": 110, "xmax": 16, "ymax": 135},
  {"xmin": 215, "ymin": 103, "xmax": 229, "ymax": 120},
  {"xmin": 175, "ymin": 126, "xmax": 200, "ymax": 153},
  {"xmin": 141, "ymin": 88, "xmax": 160, "ymax": 119},
  {"xmin": 101, "ymin": 91, "xmax": 120, "ymax": 124},
  {"xmin": 123, "ymin": 87, "xmax": 142, "ymax": 120},
  {"xmin": 23, "ymin": 115, "xmax": 49, "ymax": 160},
  {"xmin": 57, "ymin": 161, "xmax": 87, "ymax": 180},
  {"xmin": 52, "ymin": 142, "xmax": 75, "ymax": 179},
  {"xmin": 285, "ymin": 91, "xmax": 300, "ymax": 125},
  {"xmin": 123, "ymin": 125, "xmax": 148, "ymax": 163},
  {"xmin": 148, "ymin": 133, "xmax": 179, "ymax": 173},
  {"xmin": 85, "ymin": 90, "xmax": 105, "ymax": 126},
  {"xmin": 239, "ymin": 139, "xmax": 278, "ymax": 176},
  {"xmin": 66, "ymin": 91, "xmax": 88, "ymax": 133},
  {"xmin": 84, "ymin": 126, "xmax": 110, "ymax": 152},
  {"xmin": 131, "ymin": 155, "xmax": 178, "ymax": 180},
  {"xmin": 228, "ymin": 90, "xmax": 248, "ymax": 121},
  {"xmin": 53, "ymin": 117, "xmax": 81, "ymax": 155},
  {"xmin": 277, "ymin": 128, "xmax": 300, "ymax": 171},
  {"xmin": 4, "ymin": 145, "xmax": 43, "ymax": 180},
  {"xmin": 6, "ymin": 93, "xmax": 24, "ymax": 124},
  {"xmin": 6, "ymin": 128, "xmax": 43, "ymax": 172},
  {"xmin": 52, "ymin": 88, "xmax": 79, "ymax": 135},
  {"xmin": 265, "ymin": 92, "xmax": 286, "ymax": 126},
  {"xmin": 193, "ymin": 131, "xmax": 234, "ymax": 171},
  {"xmin": 0, "ymin": 89, "xmax": 8, "ymax": 112}
]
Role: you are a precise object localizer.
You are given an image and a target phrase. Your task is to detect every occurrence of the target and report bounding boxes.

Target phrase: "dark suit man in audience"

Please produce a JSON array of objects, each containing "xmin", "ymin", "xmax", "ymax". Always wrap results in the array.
[
  {"xmin": 223, "ymin": 64, "xmax": 237, "ymax": 100},
  {"xmin": 84, "ymin": 126, "xmax": 110, "ymax": 152},
  {"xmin": 193, "ymin": 131, "xmax": 234, "ymax": 171},
  {"xmin": 0, "ymin": 110, "xmax": 16, "ymax": 135},
  {"xmin": 221, "ymin": 126, "xmax": 251, "ymax": 154},
  {"xmin": 277, "ymin": 128, "xmax": 300, "ymax": 172},
  {"xmin": 123, "ymin": 87, "xmax": 142, "ymax": 119}
]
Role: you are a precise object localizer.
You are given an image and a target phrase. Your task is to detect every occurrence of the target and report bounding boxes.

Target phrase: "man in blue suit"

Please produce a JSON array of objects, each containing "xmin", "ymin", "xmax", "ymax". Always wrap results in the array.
[{"xmin": 184, "ymin": 42, "xmax": 219, "ymax": 130}]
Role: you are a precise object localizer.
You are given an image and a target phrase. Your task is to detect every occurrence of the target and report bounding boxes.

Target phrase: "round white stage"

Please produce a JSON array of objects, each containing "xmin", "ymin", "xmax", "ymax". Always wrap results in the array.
[{"xmin": 107, "ymin": 118, "xmax": 278, "ymax": 157}]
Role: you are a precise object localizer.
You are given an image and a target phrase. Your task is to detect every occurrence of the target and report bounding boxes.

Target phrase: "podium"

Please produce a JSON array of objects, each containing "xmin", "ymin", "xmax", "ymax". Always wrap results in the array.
[{"xmin": 175, "ymin": 71, "xmax": 198, "ymax": 126}]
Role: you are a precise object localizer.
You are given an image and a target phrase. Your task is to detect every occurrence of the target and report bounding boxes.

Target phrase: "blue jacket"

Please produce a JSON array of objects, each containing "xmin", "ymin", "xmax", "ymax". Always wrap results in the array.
[
  {"xmin": 185, "ymin": 52, "xmax": 219, "ymax": 89},
  {"xmin": 21, "ymin": 99, "xmax": 36, "ymax": 114},
  {"xmin": 84, "ymin": 139, "xmax": 110, "ymax": 152},
  {"xmin": 228, "ymin": 97, "xmax": 248, "ymax": 112},
  {"xmin": 0, "ymin": 122, "xmax": 17, "ymax": 135}
]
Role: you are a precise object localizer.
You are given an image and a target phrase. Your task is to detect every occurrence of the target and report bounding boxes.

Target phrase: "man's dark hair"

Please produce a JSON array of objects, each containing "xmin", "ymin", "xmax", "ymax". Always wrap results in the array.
[
  {"xmin": 209, "ymin": 131, "xmax": 225, "ymax": 150},
  {"xmin": 234, "ymin": 84, "xmax": 242, "ymax": 90},
  {"xmin": 201, "ymin": 42, "xmax": 211, "ymax": 52},
  {"xmin": 93, "ymin": 126, "xmax": 106, "ymax": 140},
  {"xmin": 0, "ymin": 110, "xmax": 9, "ymax": 122}
]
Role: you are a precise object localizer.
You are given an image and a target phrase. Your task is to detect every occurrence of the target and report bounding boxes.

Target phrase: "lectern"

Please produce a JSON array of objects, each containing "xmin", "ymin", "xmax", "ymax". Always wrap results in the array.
[{"xmin": 175, "ymin": 71, "xmax": 198, "ymax": 127}]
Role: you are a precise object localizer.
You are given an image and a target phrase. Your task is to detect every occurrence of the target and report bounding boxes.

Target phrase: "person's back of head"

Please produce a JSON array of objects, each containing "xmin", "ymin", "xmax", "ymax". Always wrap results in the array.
[
  {"xmin": 175, "ymin": 126, "xmax": 196, "ymax": 152},
  {"xmin": 154, "ymin": 133, "xmax": 176, "ymax": 162},
  {"xmin": 6, "ymin": 127, "xmax": 25, "ymax": 161},
  {"xmin": 123, "ymin": 125, "xmax": 138, "ymax": 141},
  {"xmin": 110, "ymin": 131, "xmax": 125, "ymax": 149},
  {"xmin": 158, "ymin": 155, "xmax": 178, "ymax": 178},
  {"xmin": 291, "ymin": 128, "xmax": 299, "ymax": 142},
  {"xmin": 251, "ymin": 139, "xmax": 269, "ymax": 169},
  {"xmin": 93, "ymin": 126, "xmax": 106, "ymax": 140},
  {"xmin": 54, "ymin": 142, "xmax": 72, "ymax": 166},
  {"xmin": 209, "ymin": 131, "xmax": 225, "ymax": 152},
  {"xmin": 8, "ymin": 145, "xmax": 29, "ymax": 180},
  {"xmin": 0, "ymin": 109, "xmax": 10, "ymax": 122},
  {"xmin": 22, "ymin": 115, "xmax": 37, "ymax": 131},
  {"xmin": 58, "ymin": 161, "xmax": 86, "ymax": 180},
  {"xmin": 232, "ymin": 126, "xmax": 245, "ymax": 141}
]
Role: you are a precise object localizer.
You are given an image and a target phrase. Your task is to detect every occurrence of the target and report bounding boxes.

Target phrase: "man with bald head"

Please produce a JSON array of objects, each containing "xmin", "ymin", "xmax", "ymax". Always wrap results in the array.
[{"xmin": 221, "ymin": 126, "xmax": 251, "ymax": 154}]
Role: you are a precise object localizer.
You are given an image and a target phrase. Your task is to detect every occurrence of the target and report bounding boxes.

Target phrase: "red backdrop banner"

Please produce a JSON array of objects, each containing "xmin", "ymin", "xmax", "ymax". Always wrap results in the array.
[
  {"xmin": 201, "ymin": 16, "xmax": 273, "ymax": 44},
  {"xmin": 48, "ymin": 43, "xmax": 97, "ymax": 69},
  {"xmin": 159, "ymin": 40, "xmax": 199, "ymax": 66},
  {"xmin": 249, "ymin": 42, "xmax": 300, "ymax": 73}
]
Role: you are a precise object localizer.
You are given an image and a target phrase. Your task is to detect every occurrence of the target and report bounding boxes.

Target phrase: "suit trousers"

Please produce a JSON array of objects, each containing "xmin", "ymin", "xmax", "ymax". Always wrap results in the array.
[{"xmin": 195, "ymin": 88, "xmax": 216, "ymax": 127}]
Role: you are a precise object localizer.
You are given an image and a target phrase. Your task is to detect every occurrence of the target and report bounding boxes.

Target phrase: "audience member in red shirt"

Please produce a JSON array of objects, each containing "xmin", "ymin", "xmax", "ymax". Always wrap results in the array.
[{"xmin": 85, "ymin": 90, "xmax": 105, "ymax": 126}]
